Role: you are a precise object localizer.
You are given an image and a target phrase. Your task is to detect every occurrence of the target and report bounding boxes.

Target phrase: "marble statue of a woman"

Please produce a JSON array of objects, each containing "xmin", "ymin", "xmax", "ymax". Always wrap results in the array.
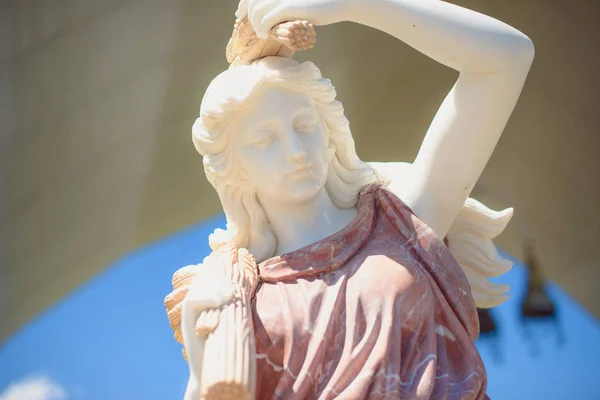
[{"xmin": 164, "ymin": 0, "xmax": 534, "ymax": 399}]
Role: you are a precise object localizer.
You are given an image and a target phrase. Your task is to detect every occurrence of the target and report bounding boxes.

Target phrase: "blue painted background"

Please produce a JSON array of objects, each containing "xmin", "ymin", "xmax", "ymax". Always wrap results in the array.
[{"xmin": 1, "ymin": 214, "xmax": 599, "ymax": 399}]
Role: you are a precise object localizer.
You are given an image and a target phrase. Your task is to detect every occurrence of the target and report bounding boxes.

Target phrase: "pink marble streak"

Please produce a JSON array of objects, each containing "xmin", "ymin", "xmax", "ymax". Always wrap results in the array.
[{"xmin": 251, "ymin": 184, "xmax": 489, "ymax": 399}]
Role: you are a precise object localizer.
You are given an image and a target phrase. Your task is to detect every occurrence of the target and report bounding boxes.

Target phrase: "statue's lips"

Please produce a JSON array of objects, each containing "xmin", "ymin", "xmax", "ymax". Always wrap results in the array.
[{"xmin": 288, "ymin": 164, "xmax": 312, "ymax": 176}]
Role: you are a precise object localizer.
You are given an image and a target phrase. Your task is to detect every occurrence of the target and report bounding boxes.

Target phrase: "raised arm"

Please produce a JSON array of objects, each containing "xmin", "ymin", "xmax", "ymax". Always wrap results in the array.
[
  {"xmin": 343, "ymin": 0, "xmax": 534, "ymax": 238},
  {"xmin": 343, "ymin": 0, "xmax": 534, "ymax": 73},
  {"xmin": 238, "ymin": 0, "xmax": 534, "ymax": 239}
]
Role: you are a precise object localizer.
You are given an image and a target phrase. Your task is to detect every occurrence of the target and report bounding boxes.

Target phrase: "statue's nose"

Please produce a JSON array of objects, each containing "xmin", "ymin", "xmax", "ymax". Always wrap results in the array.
[{"xmin": 285, "ymin": 130, "xmax": 307, "ymax": 163}]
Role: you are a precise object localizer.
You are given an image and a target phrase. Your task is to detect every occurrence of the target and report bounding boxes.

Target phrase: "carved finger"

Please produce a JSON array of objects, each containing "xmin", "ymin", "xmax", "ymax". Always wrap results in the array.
[
  {"xmin": 210, "ymin": 308, "xmax": 221, "ymax": 328},
  {"xmin": 249, "ymin": 0, "xmax": 278, "ymax": 39},
  {"xmin": 195, "ymin": 311, "xmax": 210, "ymax": 336},
  {"xmin": 259, "ymin": 6, "xmax": 299, "ymax": 41},
  {"xmin": 207, "ymin": 309, "xmax": 218, "ymax": 330},
  {"xmin": 196, "ymin": 309, "xmax": 220, "ymax": 336}
]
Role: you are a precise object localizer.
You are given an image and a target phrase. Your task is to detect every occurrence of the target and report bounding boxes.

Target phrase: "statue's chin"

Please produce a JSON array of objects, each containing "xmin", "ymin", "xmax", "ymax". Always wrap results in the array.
[{"xmin": 269, "ymin": 179, "xmax": 325, "ymax": 205}]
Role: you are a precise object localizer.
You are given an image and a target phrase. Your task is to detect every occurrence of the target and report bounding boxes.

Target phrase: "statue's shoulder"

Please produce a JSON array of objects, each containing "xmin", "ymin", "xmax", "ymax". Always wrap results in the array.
[{"xmin": 367, "ymin": 161, "xmax": 414, "ymax": 200}]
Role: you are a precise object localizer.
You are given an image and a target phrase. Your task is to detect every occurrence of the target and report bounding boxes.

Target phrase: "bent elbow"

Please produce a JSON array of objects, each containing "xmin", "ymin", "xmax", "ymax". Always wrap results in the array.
[
  {"xmin": 515, "ymin": 34, "xmax": 535, "ymax": 67},
  {"xmin": 467, "ymin": 32, "xmax": 535, "ymax": 75},
  {"xmin": 501, "ymin": 33, "xmax": 535, "ymax": 74}
]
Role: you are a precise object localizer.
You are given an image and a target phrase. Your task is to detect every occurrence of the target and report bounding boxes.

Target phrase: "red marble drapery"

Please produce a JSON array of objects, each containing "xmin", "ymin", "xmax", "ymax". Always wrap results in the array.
[{"xmin": 251, "ymin": 184, "xmax": 488, "ymax": 399}]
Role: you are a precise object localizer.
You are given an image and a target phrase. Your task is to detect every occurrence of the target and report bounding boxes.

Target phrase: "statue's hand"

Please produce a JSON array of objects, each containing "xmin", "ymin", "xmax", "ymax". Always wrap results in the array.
[
  {"xmin": 166, "ymin": 246, "xmax": 259, "ymax": 400},
  {"xmin": 235, "ymin": 0, "xmax": 348, "ymax": 39},
  {"xmin": 180, "ymin": 264, "xmax": 237, "ymax": 400},
  {"xmin": 164, "ymin": 262, "xmax": 233, "ymax": 349},
  {"xmin": 182, "ymin": 265, "xmax": 237, "ymax": 337}
]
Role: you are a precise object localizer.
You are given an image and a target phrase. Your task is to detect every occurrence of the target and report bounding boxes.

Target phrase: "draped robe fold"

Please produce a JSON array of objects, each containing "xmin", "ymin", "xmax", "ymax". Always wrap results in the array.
[{"xmin": 251, "ymin": 184, "xmax": 488, "ymax": 399}]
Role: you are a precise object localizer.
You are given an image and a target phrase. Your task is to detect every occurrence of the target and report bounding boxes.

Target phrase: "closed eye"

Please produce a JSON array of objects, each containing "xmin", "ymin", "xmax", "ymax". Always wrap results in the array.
[
  {"xmin": 248, "ymin": 132, "xmax": 275, "ymax": 148},
  {"xmin": 293, "ymin": 119, "xmax": 315, "ymax": 133}
]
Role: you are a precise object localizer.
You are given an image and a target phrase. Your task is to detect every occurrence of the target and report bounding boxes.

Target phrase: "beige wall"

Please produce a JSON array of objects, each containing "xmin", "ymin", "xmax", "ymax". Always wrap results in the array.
[{"xmin": 1, "ymin": 0, "xmax": 599, "ymax": 341}]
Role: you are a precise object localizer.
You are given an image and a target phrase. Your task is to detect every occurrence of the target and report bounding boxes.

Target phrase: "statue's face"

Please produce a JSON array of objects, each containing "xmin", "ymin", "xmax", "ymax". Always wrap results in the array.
[{"xmin": 232, "ymin": 85, "xmax": 329, "ymax": 204}]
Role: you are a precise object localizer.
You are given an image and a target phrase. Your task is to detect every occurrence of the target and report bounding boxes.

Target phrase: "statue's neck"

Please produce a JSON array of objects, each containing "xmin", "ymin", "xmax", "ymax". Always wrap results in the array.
[{"xmin": 259, "ymin": 189, "xmax": 358, "ymax": 257}]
